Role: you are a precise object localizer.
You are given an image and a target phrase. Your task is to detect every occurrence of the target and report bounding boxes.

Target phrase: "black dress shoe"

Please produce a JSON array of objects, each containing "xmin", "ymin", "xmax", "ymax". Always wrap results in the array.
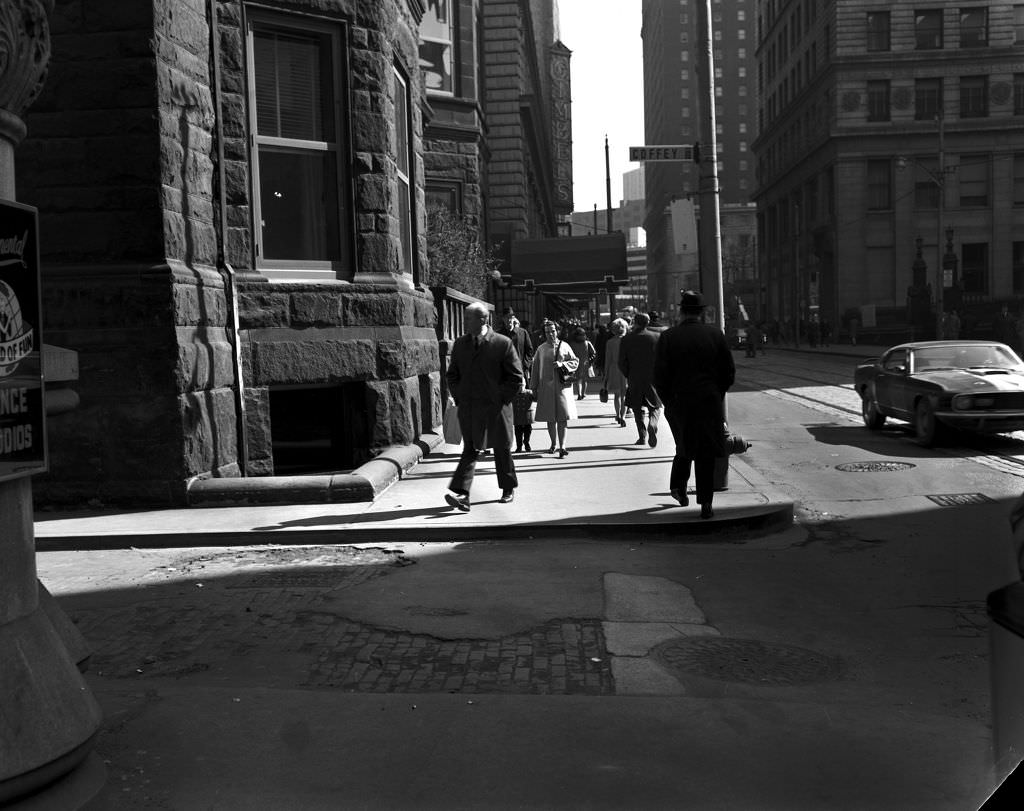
[
  {"xmin": 524, "ymin": 442, "xmax": 532, "ymax": 452},
  {"xmin": 499, "ymin": 489, "xmax": 515, "ymax": 503},
  {"xmin": 445, "ymin": 492, "xmax": 471, "ymax": 512},
  {"xmin": 547, "ymin": 445, "xmax": 556, "ymax": 454},
  {"xmin": 700, "ymin": 504, "xmax": 714, "ymax": 520}
]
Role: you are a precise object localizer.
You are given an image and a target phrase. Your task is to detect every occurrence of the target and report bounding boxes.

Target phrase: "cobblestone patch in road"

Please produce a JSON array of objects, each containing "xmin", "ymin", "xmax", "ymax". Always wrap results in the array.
[{"xmin": 68, "ymin": 580, "xmax": 613, "ymax": 696}]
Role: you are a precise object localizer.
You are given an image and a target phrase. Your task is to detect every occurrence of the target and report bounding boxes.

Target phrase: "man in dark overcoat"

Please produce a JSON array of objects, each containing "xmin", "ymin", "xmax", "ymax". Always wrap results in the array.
[
  {"xmin": 444, "ymin": 302, "xmax": 524, "ymax": 511},
  {"xmin": 654, "ymin": 290, "xmax": 735, "ymax": 519},
  {"xmin": 496, "ymin": 306, "xmax": 534, "ymax": 370},
  {"xmin": 618, "ymin": 311, "xmax": 663, "ymax": 446}
]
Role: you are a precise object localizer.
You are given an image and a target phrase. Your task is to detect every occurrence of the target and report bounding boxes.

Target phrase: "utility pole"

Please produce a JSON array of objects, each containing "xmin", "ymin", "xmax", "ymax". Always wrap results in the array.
[
  {"xmin": 604, "ymin": 134, "xmax": 613, "ymax": 235},
  {"xmin": 935, "ymin": 110, "xmax": 945, "ymax": 340},
  {"xmin": 695, "ymin": 0, "xmax": 724, "ymax": 331}
]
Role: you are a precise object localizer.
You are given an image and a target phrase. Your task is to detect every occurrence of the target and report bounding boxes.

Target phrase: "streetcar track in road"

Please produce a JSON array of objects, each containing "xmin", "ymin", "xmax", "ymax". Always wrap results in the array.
[{"xmin": 733, "ymin": 357, "xmax": 1024, "ymax": 481}]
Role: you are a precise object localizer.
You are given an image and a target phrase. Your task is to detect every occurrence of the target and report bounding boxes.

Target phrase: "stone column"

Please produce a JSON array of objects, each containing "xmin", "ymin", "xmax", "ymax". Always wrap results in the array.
[{"xmin": 0, "ymin": 1, "xmax": 103, "ymax": 805}]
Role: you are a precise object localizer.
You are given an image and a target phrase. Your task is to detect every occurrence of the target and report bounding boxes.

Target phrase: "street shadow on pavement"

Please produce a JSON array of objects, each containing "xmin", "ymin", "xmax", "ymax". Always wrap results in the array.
[{"xmin": 807, "ymin": 423, "xmax": 1024, "ymax": 459}]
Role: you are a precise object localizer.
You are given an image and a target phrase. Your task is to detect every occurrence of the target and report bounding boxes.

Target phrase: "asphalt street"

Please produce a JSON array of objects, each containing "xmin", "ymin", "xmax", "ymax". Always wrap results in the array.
[{"xmin": 24, "ymin": 342, "xmax": 1024, "ymax": 810}]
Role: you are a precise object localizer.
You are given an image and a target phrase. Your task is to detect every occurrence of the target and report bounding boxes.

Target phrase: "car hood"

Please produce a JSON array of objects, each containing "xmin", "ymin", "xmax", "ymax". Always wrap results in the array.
[{"xmin": 918, "ymin": 368, "xmax": 1024, "ymax": 391}]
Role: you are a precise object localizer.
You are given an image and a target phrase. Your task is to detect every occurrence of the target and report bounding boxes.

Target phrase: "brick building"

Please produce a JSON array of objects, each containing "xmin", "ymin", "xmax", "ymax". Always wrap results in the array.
[{"xmin": 14, "ymin": 0, "xmax": 571, "ymax": 506}]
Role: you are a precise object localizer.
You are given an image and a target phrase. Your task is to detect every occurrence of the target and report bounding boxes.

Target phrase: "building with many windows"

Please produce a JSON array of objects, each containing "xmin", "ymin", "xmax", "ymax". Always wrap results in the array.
[
  {"xmin": 15, "ymin": 0, "xmax": 570, "ymax": 505},
  {"xmin": 640, "ymin": 0, "xmax": 757, "ymax": 315},
  {"xmin": 753, "ymin": 1, "xmax": 1024, "ymax": 339}
]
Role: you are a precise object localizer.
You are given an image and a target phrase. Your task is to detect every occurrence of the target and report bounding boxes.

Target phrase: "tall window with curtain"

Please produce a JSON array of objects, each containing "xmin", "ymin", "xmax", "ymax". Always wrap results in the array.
[
  {"xmin": 247, "ymin": 13, "xmax": 349, "ymax": 279},
  {"xmin": 393, "ymin": 67, "xmax": 415, "ymax": 278}
]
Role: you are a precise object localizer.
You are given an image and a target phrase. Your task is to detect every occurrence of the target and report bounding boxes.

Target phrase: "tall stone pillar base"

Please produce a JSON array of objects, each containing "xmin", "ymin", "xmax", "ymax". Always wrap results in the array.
[{"xmin": 0, "ymin": 478, "xmax": 103, "ymax": 807}]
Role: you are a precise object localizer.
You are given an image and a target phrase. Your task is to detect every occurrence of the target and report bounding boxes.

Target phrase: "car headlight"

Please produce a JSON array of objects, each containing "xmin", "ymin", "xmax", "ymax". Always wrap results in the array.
[{"xmin": 955, "ymin": 394, "xmax": 996, "ymax": 409}]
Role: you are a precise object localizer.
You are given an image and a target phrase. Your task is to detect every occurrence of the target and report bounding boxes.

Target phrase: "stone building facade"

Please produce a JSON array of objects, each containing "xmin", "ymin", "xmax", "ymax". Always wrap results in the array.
[
  {"xmin": 17, "ymin": 0, "xmax": 439, "ymax": 504},
  {"xmin": 753, "ymin": 1, "xmax": 1024, "ymax": 335}
]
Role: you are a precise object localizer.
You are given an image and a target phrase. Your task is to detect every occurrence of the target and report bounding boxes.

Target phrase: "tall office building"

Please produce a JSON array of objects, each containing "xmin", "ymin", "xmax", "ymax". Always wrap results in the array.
[
  {"xmin": 753, "ymin": 2, "xmax": 1024, "ymax": 337},
  {"xmin": 641, "ymin": 0, "xmax": 757, "ymax": 315}
]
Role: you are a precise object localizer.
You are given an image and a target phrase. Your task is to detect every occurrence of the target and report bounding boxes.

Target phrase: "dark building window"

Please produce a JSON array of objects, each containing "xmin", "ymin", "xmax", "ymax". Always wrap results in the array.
[
  {"xmin": 1013, "ymin": 154, "xmax": 1024, "ymax": 204},
  {"xmin": 866, "ymin": 159, "xmax": 891, "ymax": 210},
  {"xmin": 420, "ymin": 0, "xmax": 454, "ymax": 94},
  {"xmin": 915, "ymin": 9, "xmax": 944, "ymax": 49},
  {"xmin": 960, "ymin": 243, "xmax": 988, "ymax": 294},
  {"xmin": 393, "ymin": 67, "xmax": 415, "ymax": 278},
  {"xmin": 913, "ymin": 157, "xmax": 940, "ymax": 209},
  {"xmin": 959, "ymin": 8, "xmax": 987, "ymax": 46},
  {"xmin": 960, "ymin": 75, "xmax": 988, "ymax": 118},
  {"xmin": 867, "ymin": 80, "xmax": 891, "ymax": 121},
  {"xmin": 247, "ymin": 14, "xmax": 349, "ymax": 280},
  {"xmin": 426, "ymin": 183, "xmax": 462, "ymax": 215},
  {"xmin": 1015, "ymin": 74, "xmax": 1024, "ymax": 115},
  {"xmin": 958, "ymin": 154, "xmax": 989, "ymax": 207},
  {"xmin": 866, "ymin": 11, "xmax": 891, "ymax": 51},
  {"xmin": 1016, "ymin": 6, "xmax": 1024, "ymax": 45},
  {"xmin": 915, "ymin": 77, "xmax": 942, "ymax": 120},
  {"xmin": 1013, "ymin": 241, "xmax": 1024, "ymax": 294}
]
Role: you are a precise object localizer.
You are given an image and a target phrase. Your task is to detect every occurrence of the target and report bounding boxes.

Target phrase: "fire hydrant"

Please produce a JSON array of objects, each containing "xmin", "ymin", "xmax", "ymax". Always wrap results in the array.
[{"xmin": 714, "ymin": 424, "xmax": 752, "ymax": 492}]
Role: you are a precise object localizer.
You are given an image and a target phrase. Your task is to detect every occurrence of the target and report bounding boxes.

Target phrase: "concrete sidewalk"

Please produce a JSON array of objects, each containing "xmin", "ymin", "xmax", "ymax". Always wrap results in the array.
[{"xmin": 34, "ymin": 394, "xmax": 796, "ymax": 549}]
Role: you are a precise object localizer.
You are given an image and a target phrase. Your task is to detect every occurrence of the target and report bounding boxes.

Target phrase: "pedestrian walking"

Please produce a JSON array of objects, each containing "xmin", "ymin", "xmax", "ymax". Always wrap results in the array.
[
  {"xmin": 511, "ymin": 385, "xmax": 535, "ymax": 453},
  {"xmin": 744, "ymin": 322, "xmax": 762, "ymax": 358},
  {"xmin": 444, "ymin": 302, "xmax": 524, "ymax": 511},
  {"xmin": 618, "ymin": 311, "xmax": 663, "ymax": 447},
  {"xmin": 654, "ymin": 290, "xmax": 736, "ymax": 520},
  {"xmin": 602, "ymin": 318, "xmax": 629, "ymax": 426},
  {"xmin": 994, "ymin": 304, "xmax": 1019, "ymax": 351},
  {"xmin": 530, "ymin": 319, "xmax": 578, "ymax": 458},
  {"xmin": 568, "ymin": 325, "xmax": 597, "ymax": 400},
  {"xmin": 496, "ymin": 307, "xmax": 534, "ymax": 370}
]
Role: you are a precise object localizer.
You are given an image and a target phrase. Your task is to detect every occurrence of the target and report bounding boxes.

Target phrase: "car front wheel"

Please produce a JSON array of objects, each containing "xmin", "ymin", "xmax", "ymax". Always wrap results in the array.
[
  {"xmin": 861, "ymin": 389, "xmax": 886, "ymax": 430},
  {"xmin": 914, "ymin": 399, "xmax": 942, "ymax": 447}
]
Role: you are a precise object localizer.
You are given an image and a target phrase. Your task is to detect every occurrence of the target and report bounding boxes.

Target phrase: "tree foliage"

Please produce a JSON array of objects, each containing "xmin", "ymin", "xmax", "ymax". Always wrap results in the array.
[{"xmin": 424, "ymin": 204, "xmax": 499, "ymax": 299}]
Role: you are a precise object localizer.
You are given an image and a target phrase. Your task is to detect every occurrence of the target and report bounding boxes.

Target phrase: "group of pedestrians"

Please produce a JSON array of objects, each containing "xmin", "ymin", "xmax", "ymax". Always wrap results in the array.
[{"xmin": 442, "ymin": 293, "xmax": 735, "ymax": 520}]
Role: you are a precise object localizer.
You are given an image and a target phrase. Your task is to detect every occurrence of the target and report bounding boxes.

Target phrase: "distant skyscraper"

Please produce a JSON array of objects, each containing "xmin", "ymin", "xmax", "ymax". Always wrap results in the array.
[{"xmin": 641, "ymin": 0, "xmax": 756, "ymax": 314}]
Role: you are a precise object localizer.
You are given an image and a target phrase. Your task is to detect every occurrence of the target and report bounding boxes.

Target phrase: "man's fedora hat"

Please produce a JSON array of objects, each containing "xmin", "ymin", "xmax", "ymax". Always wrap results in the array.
[{"xmin": 679, "ymin": 290, "xmax": 706, "ymax": 310}]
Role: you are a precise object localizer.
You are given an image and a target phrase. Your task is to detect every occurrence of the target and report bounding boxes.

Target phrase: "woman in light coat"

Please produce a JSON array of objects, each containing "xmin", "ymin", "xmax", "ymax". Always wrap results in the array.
[
  {"xmin": 530, "ymin": 319, "xmax": 578, "ymax": 457},
  {"xmin": 602, "ymin": 318, "xmax": 629, "ymax": 426}
]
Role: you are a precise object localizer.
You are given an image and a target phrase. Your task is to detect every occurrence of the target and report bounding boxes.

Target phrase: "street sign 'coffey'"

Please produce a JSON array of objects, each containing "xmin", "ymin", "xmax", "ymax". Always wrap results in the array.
[
  {"xmin": 0, "ymin": 200, "xmax": 47, "ymax": 482},
  {"xmin": 629, "ymin": 145, "xmax": 694, "ymax": 162}
]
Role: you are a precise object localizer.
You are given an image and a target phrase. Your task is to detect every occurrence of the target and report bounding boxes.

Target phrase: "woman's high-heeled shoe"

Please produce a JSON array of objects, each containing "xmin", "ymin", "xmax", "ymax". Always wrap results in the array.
[
  {"xmin": 547, "ymin": 445, "xmax": 556, "ymax": 454},
  {"xmin": 558, "ymin": 448, "xmax": 568, "ymax": 458}
]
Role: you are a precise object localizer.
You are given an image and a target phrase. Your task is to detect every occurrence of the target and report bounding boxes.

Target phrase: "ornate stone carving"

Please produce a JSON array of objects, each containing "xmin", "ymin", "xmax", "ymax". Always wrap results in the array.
[{"xmin": 0, "ymin": 0, "xmax": 52, "ymax": 119}]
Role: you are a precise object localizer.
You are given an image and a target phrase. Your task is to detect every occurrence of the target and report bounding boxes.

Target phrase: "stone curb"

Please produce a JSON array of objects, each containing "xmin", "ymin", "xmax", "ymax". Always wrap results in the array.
[
  {"xmin": 185, "ymin": 433, "xmax": 445, "ymax": 506},
  {"xmin": 33, "ymin": 501, "xmax": 794, "ymax": 552}
]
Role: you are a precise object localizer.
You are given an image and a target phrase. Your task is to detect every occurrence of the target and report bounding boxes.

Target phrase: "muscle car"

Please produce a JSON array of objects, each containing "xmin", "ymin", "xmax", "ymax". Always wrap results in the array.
[{"xmin": 853, "ymin": 340, "xmax": 1024, "ymax": 446}]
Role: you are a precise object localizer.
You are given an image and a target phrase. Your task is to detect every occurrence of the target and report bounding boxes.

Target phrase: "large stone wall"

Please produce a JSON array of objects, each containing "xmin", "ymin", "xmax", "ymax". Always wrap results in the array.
[{"xmin": 17, "ymin": 0, "xmax": 443, "ymax": 505}]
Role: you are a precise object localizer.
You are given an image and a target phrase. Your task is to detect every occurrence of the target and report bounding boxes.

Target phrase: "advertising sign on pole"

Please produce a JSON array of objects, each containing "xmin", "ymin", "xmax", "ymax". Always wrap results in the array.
[{"xmin": 0, "ymin": 200, "xmax": 47, "ymax": 482}]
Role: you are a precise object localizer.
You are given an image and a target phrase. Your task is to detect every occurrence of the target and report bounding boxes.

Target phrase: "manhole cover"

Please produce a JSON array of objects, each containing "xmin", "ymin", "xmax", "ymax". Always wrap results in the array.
[
  {"xmin": 926, "ymin": 493, "xmax": 994, "ymax": 507},
  {"xmin": 651, "ymin": 637, "xmax": 843, "ymax": 686},
  {"xmin": 835, "ymin": 461, "xmax": 915, "ymax": 472}
]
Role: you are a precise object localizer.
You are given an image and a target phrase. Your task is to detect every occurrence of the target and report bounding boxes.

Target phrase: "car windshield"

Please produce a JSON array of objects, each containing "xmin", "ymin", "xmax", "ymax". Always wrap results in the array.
[{"xmin": 913, "ymin": 345, "xmax": 1024, "ymax": 372}]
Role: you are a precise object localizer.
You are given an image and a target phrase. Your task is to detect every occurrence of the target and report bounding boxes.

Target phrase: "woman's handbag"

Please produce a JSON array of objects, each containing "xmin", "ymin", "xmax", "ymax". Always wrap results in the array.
[
  {"xmin": 554, "ymin": 341, "xmax": 578, "ymax": 386},
  {"xmin": 599, "ymin": 388, "xmax": 609, "ymax": 403},
  {"xmin": 443, "ymin": 397, "xmax": 462, "ymax": 445}
]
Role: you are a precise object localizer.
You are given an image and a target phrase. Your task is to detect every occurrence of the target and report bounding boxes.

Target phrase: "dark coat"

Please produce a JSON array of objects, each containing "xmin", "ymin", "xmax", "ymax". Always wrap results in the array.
[
  {"xmin": 446, "ymin": 329, "xmax": 524, "ymax": 450},
  {"xmin": 497, "ymin": 324, "xmax": 535, "ymax": 369},
  {"xmin": 618, "ymin": 327, "xmax": 663, "ymax": 410},
  {"xmin": 653, "ymin": 320, "xmax": 735, "ymax": 458}
]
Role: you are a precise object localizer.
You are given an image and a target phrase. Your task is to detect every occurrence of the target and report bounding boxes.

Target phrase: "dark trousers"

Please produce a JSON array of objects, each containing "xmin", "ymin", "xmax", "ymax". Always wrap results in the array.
[
  {"xmin": 632, "ymin": 406, "xmax": 659, "ymax": 439},
  {"xmin": 665, "ymin": 410, "xmax": 716, "ymax": 504},
  {"xmin": 670, "ymin": 457, "xmax": 716, "ymax": 505},
  {"xmin": 514, "ymin": 424, "xmax": 533, "ymax": 449},
  {"xmin": 449, "ymin": 418, "xmax": 517, "ymax": 495}
]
